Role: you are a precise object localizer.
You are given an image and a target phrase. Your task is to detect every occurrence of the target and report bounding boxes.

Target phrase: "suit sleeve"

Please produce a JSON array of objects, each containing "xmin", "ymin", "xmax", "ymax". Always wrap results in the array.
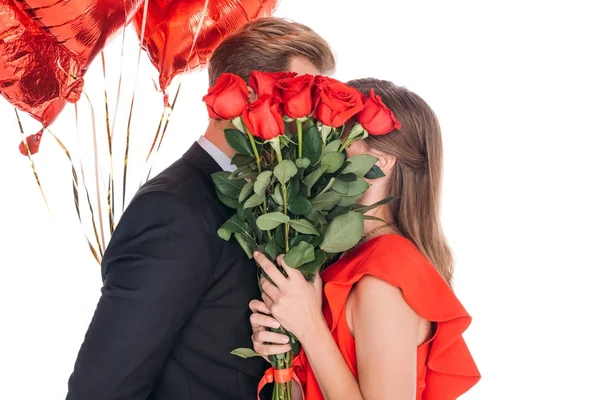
[{"xmin": 67, "ymin": 191, "xmax": 212, "ymax": 400}]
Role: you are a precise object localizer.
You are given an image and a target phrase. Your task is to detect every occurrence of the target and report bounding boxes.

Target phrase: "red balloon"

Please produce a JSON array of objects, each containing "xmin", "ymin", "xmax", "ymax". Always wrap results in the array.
[
  {"xmin": 1, "ymin": 0, "xmax": 143, "ymax": 154},
  {"xmin": 134, "ymin": 0, "xmax": 280, "ymax": 92},
  {"xmin": 0, "ymin": 0, "xmax": 83, "ymax": 126},
  {"xmin": 12, "ymin": 0, "xmax": 144, "ymax": 70},
  {"xmin": 18, "ymin": 130, "xmax": 43, "ymax": 156}
]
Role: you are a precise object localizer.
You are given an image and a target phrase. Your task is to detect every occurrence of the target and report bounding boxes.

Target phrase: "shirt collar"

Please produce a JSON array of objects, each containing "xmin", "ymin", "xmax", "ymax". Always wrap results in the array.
[{"xmin": 197, "ymin": 136, "xmax": 236, "ymax": 172}]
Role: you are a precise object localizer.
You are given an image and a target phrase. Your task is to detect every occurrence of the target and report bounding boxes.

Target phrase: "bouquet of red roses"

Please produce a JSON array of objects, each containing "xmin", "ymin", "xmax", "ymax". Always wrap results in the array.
[{"xmin": 203, "ymin": 71, "xmax": 399, "ymax": 400}]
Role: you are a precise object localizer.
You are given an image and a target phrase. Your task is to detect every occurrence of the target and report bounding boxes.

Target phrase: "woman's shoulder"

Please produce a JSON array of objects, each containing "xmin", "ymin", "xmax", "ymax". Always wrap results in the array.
[{"xmin": 322, "ymin": 234, "xmax": 470, "ymax": 325}]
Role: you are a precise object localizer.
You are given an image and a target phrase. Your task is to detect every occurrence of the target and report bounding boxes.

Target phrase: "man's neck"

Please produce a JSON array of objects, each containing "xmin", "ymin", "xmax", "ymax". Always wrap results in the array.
[{"xmin": 200, "ymin": 119, "xmax": 236, "ymax": 158}]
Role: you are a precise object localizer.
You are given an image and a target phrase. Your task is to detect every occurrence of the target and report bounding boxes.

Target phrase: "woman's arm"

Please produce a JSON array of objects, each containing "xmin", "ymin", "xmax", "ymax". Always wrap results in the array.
[{"xmin": 255, "ymin": 253, "xmax": 425, "ymax": 400}]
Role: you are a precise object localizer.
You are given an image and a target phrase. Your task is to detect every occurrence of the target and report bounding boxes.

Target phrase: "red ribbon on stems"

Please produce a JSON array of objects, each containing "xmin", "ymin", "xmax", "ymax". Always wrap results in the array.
[{"xmin": 258, "ymin": 366, "xmax": 305, "ymax": 400}]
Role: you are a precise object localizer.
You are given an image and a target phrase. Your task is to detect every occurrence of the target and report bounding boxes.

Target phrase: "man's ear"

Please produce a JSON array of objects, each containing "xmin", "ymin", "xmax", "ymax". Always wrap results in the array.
[{"xmin": 248, "ymin": 86, "xmax": 258, "ymax": 103}]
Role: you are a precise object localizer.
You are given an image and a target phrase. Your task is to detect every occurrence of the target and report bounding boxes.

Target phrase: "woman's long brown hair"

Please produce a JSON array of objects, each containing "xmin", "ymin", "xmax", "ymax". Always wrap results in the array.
[{"xmin": 347, "ymin": 78, "xmax": 454, "ymax": 285}]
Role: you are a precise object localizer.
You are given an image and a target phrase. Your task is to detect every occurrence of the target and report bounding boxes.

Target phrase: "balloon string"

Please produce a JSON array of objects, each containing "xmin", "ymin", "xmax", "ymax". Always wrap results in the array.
[
  {"xmin": 101, "ymin": 52, "xmax": 115, "ymax": 235},
  {"xmin": 110, "ymin": 0, "xmax": 128, "ymax": 137},
  {"xmin": 78, "ymin": 97, "xmax": 107, "ymax": 257},
  {"xmin": 143, "ymin": 83, "xmax": 182, "ymax": 183},
  {"xmin": 14, "ymin": 109, "xmax": 50, "ymax": 212},
  {"xmin": 141, "ymin": 1, "xmax": 206, "ymax": 185},
  {"xmin": 185, "ymin": 0, "xmax": 210, "ymax": 66},
  {"xmin": 46, "ymin": 128, "xmax": 102, "ymax": 265},
  {"xmin": 122, "ymin": 0, "xmax": 150, "ymax": 212}
]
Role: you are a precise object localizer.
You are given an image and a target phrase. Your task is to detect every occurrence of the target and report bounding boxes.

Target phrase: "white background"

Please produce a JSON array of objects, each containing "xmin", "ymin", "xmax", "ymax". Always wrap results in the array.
[{"xmin": 1, "ymin": 0, "xmax": 599, "ymax": 399}]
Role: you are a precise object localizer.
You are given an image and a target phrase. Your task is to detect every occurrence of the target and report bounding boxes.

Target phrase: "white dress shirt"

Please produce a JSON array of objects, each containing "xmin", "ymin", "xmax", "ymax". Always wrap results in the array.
[{"xmin": 197, "ymin": 136, "xmax": 236, "ymax": 172}]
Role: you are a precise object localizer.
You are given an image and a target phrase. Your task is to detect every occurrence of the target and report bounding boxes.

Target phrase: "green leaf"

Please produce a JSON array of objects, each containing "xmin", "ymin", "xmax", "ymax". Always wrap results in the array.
[
  {"xmin": 216, "ymin": 190, "xmax": 239, "ymax": 209},
  {"xmin": 306, "ymin": 207, "xmax": 327, "ymax": 226},
  {"xmin": 320, "ymin": 125, "xmax": 333, "ymax": 143},
  {"xmin": 290, "ymin": 234, "xmax": 316, "ymax": 248},
  {"xmin": 237, "ymin": 171, "xmax": 259, "ymax": 180},
  {"xmin": 231, "ymin": 348, "xmax": 262, "ymax": 359},
  {"xmin": 218, "ymin": 214, "xmax": 249, "ymax": 238},
  {"xmin": 237, "ymin": 206, "xmax": 251, "ymax": 221},
  {"xmin": 337, "ymin": 193, "xmax": 363, "ymax": 207},
  {"xmin": 225, "ymin": 129, "xmax": 253, "ymax": 156},
  {"xmin": 256, "ymin": 212, "xmax": 290, "ymax": 230},
  {"xmin": 273, "ymin": 160, "xmax": 298, "ymax": 184},
  {"xmin": 289, "ymin": 176, "xmax": 300, "ymax": 200},
  {"xmin": 328, "ymin": 205, "xmax": 352, "ymax": 219},
  {"xmin": 275, "ymin": 224, "xmax": 286, "ymax": 248},
  {"xmin": 312, "ymin": 191, "xmax": 341, "ymax": 211},
  {"xmin": 288, "ymin": 196, "xmax": 313, "ymax": 216},
  {"xmin": 295, "ymin": 157, "xmax": 311, "ymax": 169},
  {"xmin": 239, "ymin": 181, "xmax": 254, "ymax": 202},
  {"xmin": 272, "ymin": 184, "xmax": 284, "ymax": 206},
  {"xmin": 217, "ymin": 228, "xmax": 232, "ymax": 241},
  {"xmin": 316, "ymin": 177, "xmax": 336, "ymax": 197},
  {"xmin": 244, "ymin": 192, "xmax": 266, "ymax": 209},
  {"xmin": 347, "ymin": 123, "xmax": 366, "ymax": 140},
  {"xmin": 265, "ymin": 236, "xmax": 282, "ymax": 260},
  {"xmin": 320, "ymin": 152, "xmax": 345, "ymax": 173},
  {"xmin": 230, "ymin": 165, "xmax": 252, "ymax": 179},
  {"xmin": 231, "ymin": 154, "xmax": 254, "ymax": 167},
  {"xmin": 254, "ymin": 171, "xmax": 273, "ymax": 195},
  {"xmin": 341, "ymin": 154, "xmax": 378, "ymax": 177},
  {"xmin": 297, "ymin": 249, "xmax": 327, "ymax": 276},
  {"xmin": 283, "ymin": 241, "xmax": 315, "ymax": 268},
  {"xmin": 212, "ymin": 171, "xmax": 246, "ymax": 198},
  {"xmin": 337, "ymin": 173, "xmax": 357, "ymax": 183},
  {"xmin": 320, "ymin": 211, "xmax": 365, "ymax": 253},
  {"xmin": 365, "ymin": 164, "xmax": 385, "ymax": 179},
  {"xmin": 303, "ymin": 125, "xmax": 322, "ymax": 164},
  {"xmin": 304, "ymin": 166, "xmax": 326, "ymax": 195},
  {"xmin": 245, "ymin": 211, "xmax": 264, "ymax": 241},
  {"xmin": 331, "ymin": 179, "xmax": 350, "ymax": 195},
  {"xmin": 346, "ymin": 179, "xmax": 370, "ymax": 197},
  {"xmin": 353, "ymin": 196, "xmax": 396, "ymax": 213},
  {"xmin": 234, "ymin": 232, "xmax": 256, "ymax": 258},
  {"xmin": 289, "ymin": 219, "xmax": 320, "ymax": 235},
  {"xmin": 322, "ymin": 139, "xmax": 341, "ymax": 154}
]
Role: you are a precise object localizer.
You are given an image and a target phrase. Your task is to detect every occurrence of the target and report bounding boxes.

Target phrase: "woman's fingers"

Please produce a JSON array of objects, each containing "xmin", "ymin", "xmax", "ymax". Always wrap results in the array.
[
  {"xmin": 260, "ymin": 276, "xmax": 280, "ymax": 302},
  {"xmin": 254, "ymin": 252, "xmax": 288, "ymax": 288},
  {"xmin": 250, "ymin": 312, "xmax": 281, "ymax": 330},
  {"xmin": 252, "ymin": 329, "xmax": 290, "ymax": 345},
  {"xmin": 249, "ymin": 299, "xmax": 270, "ymax": 315},
  {"xmin": 254, "ymin": 343, "xmax": 292, "ymax": 357},
  {"xmin": 262, "ymin": 292, "xmax": 274, "ymax": 309},
  {"xmin": 276, "ymin": 254, "xmax": 304, "ymax": 281}
]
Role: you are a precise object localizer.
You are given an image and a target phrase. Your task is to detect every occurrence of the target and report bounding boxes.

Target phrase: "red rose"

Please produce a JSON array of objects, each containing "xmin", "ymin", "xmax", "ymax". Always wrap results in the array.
[
  {"xmin": 276, "ymin": 74, "xmax": 315, "ymax": 118},
  {"xmin": 202, "ymin": 73, "xmax": 248, "ymax": 119},
  {"xmin": 356, "ymin": 89, "xmax": 401, "ymax": 135},
  {"xmin": 313, "ymin": 76, "xmax": 364, "ymax": 127},
  {"xmin": 242, "ymin": 95, "xmax": 285, "ymax": 140},
  {"xmin": 250, "ymin": 71, "xmax": 297, "ymax": 97}
]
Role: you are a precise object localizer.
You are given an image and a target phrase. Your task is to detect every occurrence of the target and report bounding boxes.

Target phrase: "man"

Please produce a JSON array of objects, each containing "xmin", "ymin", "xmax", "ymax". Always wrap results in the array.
[{"xmin": 66, "ymin": 17, "xmax": 335, "ymax": 400}]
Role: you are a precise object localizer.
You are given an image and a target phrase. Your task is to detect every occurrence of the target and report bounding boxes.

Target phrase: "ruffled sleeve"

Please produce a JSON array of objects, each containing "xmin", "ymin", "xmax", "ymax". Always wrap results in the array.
[{"xmin": 321, "ymin": 234, "xmax": 480, "ymax": 400}]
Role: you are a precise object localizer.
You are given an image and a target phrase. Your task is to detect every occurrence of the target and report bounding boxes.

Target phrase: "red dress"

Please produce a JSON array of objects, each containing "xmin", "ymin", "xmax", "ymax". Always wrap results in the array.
[{"xmin": 293, "ymin": 234, "xmax": 480, "ymax": 399}]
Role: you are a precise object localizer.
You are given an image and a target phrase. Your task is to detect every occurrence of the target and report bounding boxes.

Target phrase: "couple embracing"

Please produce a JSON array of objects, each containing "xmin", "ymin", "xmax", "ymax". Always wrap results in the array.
[{"xmin": 67, "ymin": 17, "xmax": 480, "ymax": 400}]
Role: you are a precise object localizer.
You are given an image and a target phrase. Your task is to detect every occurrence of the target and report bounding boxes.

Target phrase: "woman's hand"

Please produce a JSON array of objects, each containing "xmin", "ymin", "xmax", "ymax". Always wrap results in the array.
[
  {"xmin": 249, "ymin": 299, "xmax": 291, "ymax": 359},
  {"xmin": 253, "ymin": 251, "xmax": 327, "ymax": 341}
]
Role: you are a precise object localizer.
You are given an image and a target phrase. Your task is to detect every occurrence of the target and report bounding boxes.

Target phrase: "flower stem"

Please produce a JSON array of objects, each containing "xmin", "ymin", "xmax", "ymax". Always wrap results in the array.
[
  {"xmin": 296, "ymin": 119, "xmax": 303, "ymax": 158},
  {"xmin": 273, "ymin": 143, "xmax": 290, "ymax": 253},
  {"xmin": 247, "ymin": 133, "xmax": 262, "ymax": 174},
  {"xmin": 339, "ymin": 135, "xmax": 353, "ymax": 152},
  {"xmin": 245, "ymin": 130, "xmax": 270, "ymax": 237}
]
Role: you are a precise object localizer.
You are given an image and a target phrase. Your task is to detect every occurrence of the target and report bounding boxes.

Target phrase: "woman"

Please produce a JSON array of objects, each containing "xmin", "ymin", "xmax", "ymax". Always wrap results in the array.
[{"xmin": 250, "ymin": 78, "xmax": 480, "ymax": 399}]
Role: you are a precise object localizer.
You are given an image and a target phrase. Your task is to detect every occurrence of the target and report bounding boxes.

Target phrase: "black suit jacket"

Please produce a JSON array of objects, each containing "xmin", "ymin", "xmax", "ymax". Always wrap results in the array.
[{"xmin": 67, "ymin": 143, "xmax": 269, "ymax": 399}]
